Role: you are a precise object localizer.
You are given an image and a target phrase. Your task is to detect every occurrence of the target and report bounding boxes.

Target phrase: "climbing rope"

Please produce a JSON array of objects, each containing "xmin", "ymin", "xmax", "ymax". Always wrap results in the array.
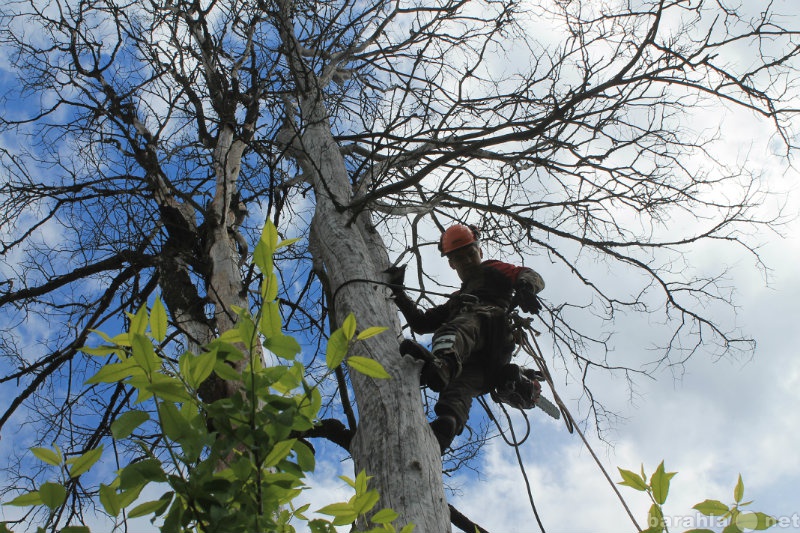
[
  {"xmin": 331, "ymin": 276, "xmax": 454, "ymax": 308},
  {"xmin": 477, "ymin": 396, "xmax": 532, "ymax": 448},
  {"xmin": 501, "ymin": 316, "xmax": 642, "ymax": 533},
  {"xmin": 478, "ymin": 395, "xmax": 546, "ymax": 533}
]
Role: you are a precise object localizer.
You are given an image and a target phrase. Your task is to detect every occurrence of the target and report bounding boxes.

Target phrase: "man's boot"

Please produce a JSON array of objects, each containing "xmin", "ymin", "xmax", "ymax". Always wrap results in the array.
[
  {"xmin": 399, "ymin": 339, "xmax": 458, "ymax": 392},
  {"xmin": 429, "ymin": 415, "xmax": 458, "ymax": 454}
]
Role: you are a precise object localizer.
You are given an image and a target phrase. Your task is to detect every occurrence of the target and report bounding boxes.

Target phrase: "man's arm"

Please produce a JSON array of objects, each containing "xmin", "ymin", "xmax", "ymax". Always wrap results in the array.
[
  {"xmin": 516, "ymin": 268, "xmax": 544, "ymax": 293},
  {"xmin": 514, "ymin": 268, "xmax": 544, "ymax": 314},
  {"xmin": 481, "ymin": 260, "xmax": 545, "ymax": 313},
  {"xmin": 384, "ymin": 264, "xmax": 450, "ymax": 333},
  {"xmin": 392, "ymin": 290, "xmax": 450, "ymax": 334}
]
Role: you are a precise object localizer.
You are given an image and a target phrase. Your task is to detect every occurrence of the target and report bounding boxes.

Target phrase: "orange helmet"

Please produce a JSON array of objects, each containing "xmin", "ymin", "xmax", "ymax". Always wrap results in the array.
[{"xmin": 438, "ymin": 224, "xmax": 480, "ymax": 256}]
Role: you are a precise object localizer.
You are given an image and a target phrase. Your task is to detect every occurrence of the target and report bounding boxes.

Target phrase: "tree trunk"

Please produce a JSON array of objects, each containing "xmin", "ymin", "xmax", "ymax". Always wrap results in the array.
[{"xmin": 303, "ymin": 97, "xmax": 450, "ymax": 531}]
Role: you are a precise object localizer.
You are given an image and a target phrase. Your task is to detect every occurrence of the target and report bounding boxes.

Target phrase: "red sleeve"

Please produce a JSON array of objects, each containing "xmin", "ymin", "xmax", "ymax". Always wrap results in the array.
[{"xmin": 482, "ymin": 260, "xmax": 526, "ymax": 283}]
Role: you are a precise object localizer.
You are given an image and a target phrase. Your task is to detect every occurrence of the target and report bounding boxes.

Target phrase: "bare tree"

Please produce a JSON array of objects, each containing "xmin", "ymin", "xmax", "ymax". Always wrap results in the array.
[{"xmin": 1, "ymin": 0, "xmax": 798, "ymax": 530}]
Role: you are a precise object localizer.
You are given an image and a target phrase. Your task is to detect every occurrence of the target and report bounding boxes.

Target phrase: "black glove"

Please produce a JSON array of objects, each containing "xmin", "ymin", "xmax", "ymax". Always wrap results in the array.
[
  {"xmin": 383, "ymin": 264, "xmax": 406, "ymax": 291},
  {"xmin": 514, "ymin": 281, "xmax": 542, "ymax": 314}
]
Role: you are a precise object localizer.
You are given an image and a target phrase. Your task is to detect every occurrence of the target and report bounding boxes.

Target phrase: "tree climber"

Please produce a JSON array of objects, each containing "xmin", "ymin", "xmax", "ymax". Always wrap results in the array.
[{"xmin": 385, "ymin": 224, "xmax": 545, "ymax": 453}]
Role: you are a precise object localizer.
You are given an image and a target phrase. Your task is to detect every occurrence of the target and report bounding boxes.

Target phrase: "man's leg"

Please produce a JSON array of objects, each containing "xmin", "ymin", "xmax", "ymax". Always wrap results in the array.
[
  {"xmin": 412, "ymin": 311, "xmax": 484, "ymax": 391},
  {"xmin": 430, "ymin": 365, "xmax": 486, "ymax": 453},
  {"xmin": 431, "ymin": 311, "xmax": 484, "ymax": 365},
  {"xmin": 399, "ymin": 338, "xmax": 456, "ymax": 392}
]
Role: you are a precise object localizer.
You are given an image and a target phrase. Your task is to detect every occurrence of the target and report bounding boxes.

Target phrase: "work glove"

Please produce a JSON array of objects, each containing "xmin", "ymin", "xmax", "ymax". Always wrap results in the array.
[
  {"xmin": 383, "ymin": 264, "xmax": 407, "ymax": 292},
  {"xmin": 514, "ymin": 280, "xmax": 542, "ymax": 314}
]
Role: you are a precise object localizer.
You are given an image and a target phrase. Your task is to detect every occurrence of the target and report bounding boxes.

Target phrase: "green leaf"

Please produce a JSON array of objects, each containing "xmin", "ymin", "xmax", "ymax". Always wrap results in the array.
[
  {"xmin": 254, "ymin": 239, "xmax": 274, "ymax": 278},
  {"xmin": 293, "ymin": 503, "xmax": 310, "ymax": 520},
  {"xmin": 650, "ymin": 461, "xmax": 677, "ymax": 505},
  {"xmin": 734, "ymin": 474, "xmax": 744, "ymax": 504},
  {"xmin": 294, "ymin": 440, "xmax": 315, "ymax": 472},
  {"xmin": 186, "ymin": 350, "xmax": 217, "ymax": 389},
  {"xmin": 342, "ymin": 313, "xmax": 357, "ymax": 341},
  {"xmin": 735, "ymin": 511, "xmax": 778, "ymax": 531},
  {"xmin": 299, "ymin": 386, "xmax": 322, "ymax": 421},
  {"xmin": 118, "ymin": 486, "xmax": 144, "ymax": 509},
  {"xmin": 110, "ymin": 332, "xmax": 132, "ymax": 348},
  {"xmin": 158, "ymin": 402, "xmax": 191, "ymax": 442},
  {"xmin": 128, "ymin": 305, "xmax": 149, "ymax": 336},
  {"xmin": 127, "ymin": 373, "xmax": 154, "ymax": 404},
  {"xmin": 99, "ymin": 484, "xmax": 120, "ymax": 516},
  {"xmin": 146, "ymin": 374, "xmax": 192, "ymax": 403},
  {"xmin": 119, "ymin": 459, "xmax": 167, "ymax": 490},
  {"xmin": 150, "ymin": 296, "xmax": 168, "ymax": 342},
  {"xmin": 89, "ymin": 328, "xmax": 114, "ymax": 344},
  {"xmin": 325, "ymin": 329, "xmax": 349, "ymax": 369},
  {"xmin": 617, "ymin": 467, "xmax": 648, "ymax": 491},
  {"xmin": 214, "ymin": 360, "xmax": 242, "ymax": 381},
  {"xmin": 370, "ymin": 508, "xmax": 398, "ymax": 524},
  {"xmin": 316, "ymin": 501, "xmax": 357, "ymax": 524},
  {"xmin": 399, "ymin": 524, "xmax": 415, "ymax": 533},
  {"xmin": 693, "ymin": 499, "xmax": 730, "ymax": 516},
  {"xmin": 259, "ymin": 301, "xmax": 283, "ymax": 338},
  {"xmin": 346, "ymin": 356, "xmax": 391, "ymax": 379},
  {"xmin": 67, "ymin": 446, "xmax": 103, "ymax": 478},
  {"xmin": 5, "ymin": 490, "xmax": 43, "ymax": 507},
  {"xmin": 277, "ymin": 237, "xmax": 300, "ymax": 249},
  {"xmin": 85, "ymin": 359, "xmax": 139, "ymax": 385},
  {"xmin": 262, "ymin": 272, "xmax": 279, "ymax": 302},
  {"xmin": 31, "ymin": 446, "xmax": 62, "ymax": 466},
  {"xmin": 217, "ymin": 328, "xmax": 242, "ymax": 344},
  {"xmin": 264, "ymin": 334, "xmax": 301, "ymax": 360},
  {"xmin": 647, "ymin": 503, "xmax": 664, "ymax": 531},
  {"xmin": 261, "ymin": 220, "xmax": 279, "ymax": 252},
  {"xmin": 353, "ymin": 489, "xmax": 380, "ymax": 516},
  {"xmin": 735, "ymin": 513, "xmax": 759, "ymax": 531},
  {"xmin": 237, "ymin": 313, "xmax": 258, "ymax": 351},
  {"xmin": 131, "ymin": 333, "xmax": 159, "ymax": 375},
  {"xmin": 80, "ymin": 345, "xmax": 122, "ymax": 357},
  {"xmin": 722, "ymin": 523, "xmax": 743, "ymax": 533},
  {"xmin": 127, "ymin": 499, "xmax": 169, "ymax": 519},
  {"xmin": 264, "ymin": 439, "xmax": 297, "ymax": 468},
  {"xmin": 355, "ymin": 470, "xmax": 370, "ymax": 496},
  {"xmin": 39, "ymin": 482, "xmax": 66, "ymax": 510},
  {"xmin": 356, "ymin": 326, "xmax": 388, "ymax": 340},
  {"xmin": 754, "ymin": 512, "xmax": 778, "ymax": 530},
  {"xmin": 111, "ymin": 410, "xmax": 150, "ymax": 440}
]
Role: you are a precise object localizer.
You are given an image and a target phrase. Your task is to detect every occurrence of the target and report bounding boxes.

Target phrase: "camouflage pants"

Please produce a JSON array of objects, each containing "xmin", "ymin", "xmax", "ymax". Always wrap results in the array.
[{"xmin": 432, "ymin": 305, "xmax": 514, "ymax": 431}]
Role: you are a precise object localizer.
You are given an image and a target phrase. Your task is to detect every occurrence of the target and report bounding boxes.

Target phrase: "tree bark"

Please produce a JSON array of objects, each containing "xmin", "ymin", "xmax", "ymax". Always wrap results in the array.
[{"xmin": 303, "ymin": 96, "xmax": 450, "ymax": 530}]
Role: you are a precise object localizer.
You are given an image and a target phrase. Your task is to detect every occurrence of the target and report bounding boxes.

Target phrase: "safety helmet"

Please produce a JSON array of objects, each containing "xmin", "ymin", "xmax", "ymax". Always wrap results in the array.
[{"xmin": 438, "ymin": 224, "xmax": 480, "ymax": 256}]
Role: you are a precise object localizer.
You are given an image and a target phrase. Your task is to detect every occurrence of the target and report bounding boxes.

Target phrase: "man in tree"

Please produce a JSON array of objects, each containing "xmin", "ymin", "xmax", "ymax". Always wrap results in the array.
[{"xmin": 387, "ymin": 223, "xmax": 545, "ymax": 452}]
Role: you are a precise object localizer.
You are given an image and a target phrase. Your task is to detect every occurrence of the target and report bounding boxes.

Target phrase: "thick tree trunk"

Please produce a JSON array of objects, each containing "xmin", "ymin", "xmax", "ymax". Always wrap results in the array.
[
  {"xmin": 158, "ymin": 126, "xmax": 253, "ymax": 402},
  {"xmin": 303, "ymin": 98, "xmax": 450, "ymax": 531}
]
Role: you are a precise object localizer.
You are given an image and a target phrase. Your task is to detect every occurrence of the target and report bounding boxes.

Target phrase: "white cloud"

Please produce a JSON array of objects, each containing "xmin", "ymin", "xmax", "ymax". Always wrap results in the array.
[{"xmin": 292, "ymin": 457, "xmax": 356, "ymax": 531}]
